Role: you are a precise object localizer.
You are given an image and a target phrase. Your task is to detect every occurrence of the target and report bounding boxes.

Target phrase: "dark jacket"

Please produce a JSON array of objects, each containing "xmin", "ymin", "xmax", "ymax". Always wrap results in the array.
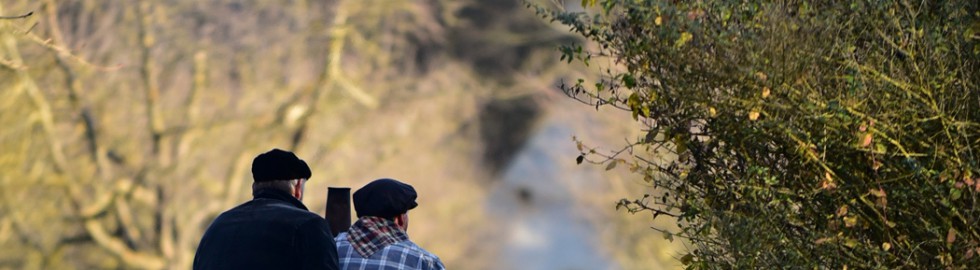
[{"xmin": 193, "ymin": 188, "xmax": 340, "ymax": 270}]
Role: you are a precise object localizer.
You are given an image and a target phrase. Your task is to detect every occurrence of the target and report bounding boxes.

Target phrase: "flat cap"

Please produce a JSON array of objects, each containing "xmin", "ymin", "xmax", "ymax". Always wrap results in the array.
[
  {"xmin": 353, "ymin": 178, "xmax": 418, "ymax": 218},
  {"xmin": 251, "ymin": 149, "xmax": 312, "ymax": 182}
]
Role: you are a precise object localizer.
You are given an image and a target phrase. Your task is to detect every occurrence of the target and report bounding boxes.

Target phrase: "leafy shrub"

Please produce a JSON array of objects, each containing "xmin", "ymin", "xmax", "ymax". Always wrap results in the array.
[{"xmin": 535, "ymin": 0, "xmax": 980, "ymax": 268}]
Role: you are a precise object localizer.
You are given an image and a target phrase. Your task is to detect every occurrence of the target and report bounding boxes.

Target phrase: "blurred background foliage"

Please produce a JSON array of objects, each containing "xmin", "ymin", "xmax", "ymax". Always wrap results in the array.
[
  {"xmin": 0, "ymin": 0, "xmax": 685, "ymax": 269},
  {"xmin": 542, "ymin": 0, "xmax": 979, "ymax": 269}
]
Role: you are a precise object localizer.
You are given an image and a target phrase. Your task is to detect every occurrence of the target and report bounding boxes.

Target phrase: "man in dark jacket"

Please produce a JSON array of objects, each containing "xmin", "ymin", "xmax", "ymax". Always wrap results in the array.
[{"xmin": 194, "ymin": 149, "xmax": 340, "ymax": 270}]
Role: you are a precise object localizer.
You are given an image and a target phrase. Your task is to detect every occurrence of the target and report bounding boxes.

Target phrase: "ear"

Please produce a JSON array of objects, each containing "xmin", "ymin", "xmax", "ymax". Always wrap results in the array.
[
  {"xmin": 393, "ymin": 213, "xmax": 408, "ymax": 232},
  {"xmin": 292, "ymin": 179, "xmax": 304, "ymax": 200},
  {"xmin": 394, "ymin": 215, "xmax": 404, "ymax": 227}
]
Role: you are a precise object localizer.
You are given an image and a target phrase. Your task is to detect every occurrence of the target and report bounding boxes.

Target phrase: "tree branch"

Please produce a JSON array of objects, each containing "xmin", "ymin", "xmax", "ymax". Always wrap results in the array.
[
  {"xmin": 84, "ymin": 219, "xmax": 165, "ymax": 269},
  {"xmin": 0, "ymin": 11, "xmax": 32, "ymax": 20},
  {"xmin": 43, "ymin": 0, "xmax": 112, "ymax": 177}
]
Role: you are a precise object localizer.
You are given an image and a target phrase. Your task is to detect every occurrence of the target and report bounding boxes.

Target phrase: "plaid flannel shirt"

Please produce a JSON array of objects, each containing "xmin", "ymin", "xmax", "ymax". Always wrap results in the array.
[{"xmin": 335, "ymin": 217, "xmax": 445, "ymax": 270}]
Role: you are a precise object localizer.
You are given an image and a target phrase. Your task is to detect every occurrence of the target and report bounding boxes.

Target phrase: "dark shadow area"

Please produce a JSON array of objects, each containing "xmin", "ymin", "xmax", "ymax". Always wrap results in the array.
[{"xmin": 478, "ymin": 95, "xmax": 543, "ymax": 176}]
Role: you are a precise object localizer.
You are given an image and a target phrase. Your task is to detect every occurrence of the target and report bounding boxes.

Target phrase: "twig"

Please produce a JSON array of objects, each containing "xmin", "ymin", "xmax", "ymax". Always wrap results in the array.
[{"xmin": 0, "ymin": 11, "xmax": 32, "ymax": 19}]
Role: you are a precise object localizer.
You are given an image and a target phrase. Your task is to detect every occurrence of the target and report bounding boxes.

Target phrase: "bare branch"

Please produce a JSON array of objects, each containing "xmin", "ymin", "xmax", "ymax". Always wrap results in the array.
[
  {"xmin": 0, "ymin": 11, "xmax": 32, "ymax": 20},
  {"xmin": 84, "ymin": 219, "xmax": 165, "ymax": 269}
]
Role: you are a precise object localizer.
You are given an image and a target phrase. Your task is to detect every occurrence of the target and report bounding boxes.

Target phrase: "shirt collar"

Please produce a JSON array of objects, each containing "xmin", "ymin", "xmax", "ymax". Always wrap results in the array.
[
  {"xmin": 346, "ymin": 216, "xmax": 409, "ymax": 258},
  {"xmin": 253, "ymin": 188, "xmax": 309, "ymax": 211}
]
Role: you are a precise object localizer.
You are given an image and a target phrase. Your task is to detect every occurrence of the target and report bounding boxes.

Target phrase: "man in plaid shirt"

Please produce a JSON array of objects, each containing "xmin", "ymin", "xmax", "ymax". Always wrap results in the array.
[{"xmin": 335, "ymin": 178, "xmax": 445, "ymax": 270}]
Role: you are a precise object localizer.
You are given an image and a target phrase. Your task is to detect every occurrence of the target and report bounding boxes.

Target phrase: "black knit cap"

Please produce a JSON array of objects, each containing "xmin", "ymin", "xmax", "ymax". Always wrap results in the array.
[
  {"xmin": 353, "ymin": 178, "xmax": 418, "ymax": 218},
  {"xmin": 251, "ymin": 148, "xmax": 312, "ymax": 182}
]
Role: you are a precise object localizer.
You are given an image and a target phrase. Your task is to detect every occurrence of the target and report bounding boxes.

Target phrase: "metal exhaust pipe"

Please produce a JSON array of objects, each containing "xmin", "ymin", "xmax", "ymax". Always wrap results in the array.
[{"xmin": 324, "ymin": 187, "xmax": 351, "ymax": 236}]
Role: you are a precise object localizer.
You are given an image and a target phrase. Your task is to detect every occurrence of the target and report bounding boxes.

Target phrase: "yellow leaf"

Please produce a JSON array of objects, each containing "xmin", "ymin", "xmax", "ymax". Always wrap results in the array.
[
  {"xmin": 843, "ymin": 216, "xmax": 858, "ymax": 227},
  {"xmin": 882, "ymin": 242, "xmax": 892, "ymax": 251},
  {"xmin": 748, "ymin": 110, "xmax": 760, "ymax": 121},
  {"xmin": 820, "ymin": 171, "xmax": 837, "ymax": 190},
  {"xmin": 655, "ymin": 16, "xmax": 662, "ymax": 26},
  {"xmin": 675, "ymin": 32, "xmax": 693, "ymax": 48},
  {"xmin": 761, "ymin": 87, "xmax": 771, "ymax": 98},
  {"xmin": 755, "ymin": 71, "xmax": 768, "ymax": 81},
  {"xmin": 708, "ymin": 107, "xmax": 717, "ymax": 117}
]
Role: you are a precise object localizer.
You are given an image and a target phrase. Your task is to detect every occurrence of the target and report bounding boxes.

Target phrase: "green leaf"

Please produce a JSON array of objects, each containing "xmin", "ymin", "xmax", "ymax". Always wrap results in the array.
[
  {"xmin": 680, "ymin": 253, "xmax": 694, "ymax": 265},
  {"xmin": 623, "ymin": 74, "xmax": 637, "ymax": 88},
  {"xmin": 673, "ymin": 135, "xmax": 687, "ymax": 153},
  {"xmin": 605, "ymin": 161, "xmax": 618, "ymax": 171},
  {"xmin": 951, "ymin": 188, "xmax": 962, "ymax": 201}
]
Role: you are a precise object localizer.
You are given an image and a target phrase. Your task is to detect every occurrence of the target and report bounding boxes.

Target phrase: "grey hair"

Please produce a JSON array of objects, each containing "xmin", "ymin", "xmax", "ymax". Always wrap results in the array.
[{"xmin": 252, "ymin": 179, "xmax": 301, "ymax": 196}]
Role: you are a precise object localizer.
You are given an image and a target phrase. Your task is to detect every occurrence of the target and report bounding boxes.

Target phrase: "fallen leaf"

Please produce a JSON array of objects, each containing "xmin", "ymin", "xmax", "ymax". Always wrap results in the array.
[
  {"xmin": 762, "ymin": 87, "xmax": 771, "ymax": 98},
  {"xmin": 686, "ymin": 9, "xmax": 704, "ymax": 20},
  {"xmin": 861, "ymin": 133, "xmax": 873, "ymax": 147},
  {"xmin": 675, "ymin": 32, "xmax": 693, "ymax": 48},
  {"xmin": 882, "ymin": 242, "xmax": 892, "ymax": 251},
  {"xmin": 748, "ymin": 110, "xmax": 760, "ymax": 121},
  {"xmin": 947, "ymin": 228, "xmax": 957, "ymax": 245},
  {"xmin": 821, "ymin": 171, "xmax": 837, "ymax": 190},
  {"xmin": 655, "ymin": 16, "xmax": 662, "ymax": 25}
]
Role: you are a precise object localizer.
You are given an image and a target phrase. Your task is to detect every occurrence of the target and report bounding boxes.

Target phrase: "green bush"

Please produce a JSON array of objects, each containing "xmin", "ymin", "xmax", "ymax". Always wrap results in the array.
[{"xmin": 536, "ymin": 0, "xmax": 980, "ymax": 268}]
